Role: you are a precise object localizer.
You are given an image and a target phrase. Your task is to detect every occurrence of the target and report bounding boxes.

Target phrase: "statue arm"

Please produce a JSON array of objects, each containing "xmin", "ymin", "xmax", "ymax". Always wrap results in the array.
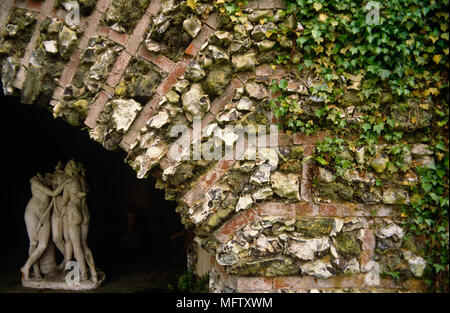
[
  {"xmin": 62, "ymin": 189, "xmax": 70, "ymax": 205},
  {"xmin": 50, "ymin": 182, "xmax": 67, "ymax": 197},
  {"xmin": 31, "ymin": 179, "xmax": 58, "ymax": 197},
  {"xmin": 76, "ymin": 192, "xmax": 87, "ymax": 198}
]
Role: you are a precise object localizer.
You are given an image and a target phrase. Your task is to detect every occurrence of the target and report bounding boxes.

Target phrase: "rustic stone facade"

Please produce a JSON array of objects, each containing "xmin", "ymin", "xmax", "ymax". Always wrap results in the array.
[{"xmin": 0, "ymin": 0, "xmax": 429, "ymax": 292}]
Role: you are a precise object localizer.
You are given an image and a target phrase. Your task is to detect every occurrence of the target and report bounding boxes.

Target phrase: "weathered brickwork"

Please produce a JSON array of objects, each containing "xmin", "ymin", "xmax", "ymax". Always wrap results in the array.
[{"xmin": 0, "ymin": 0, "xmax": 431, "ymax": 293}]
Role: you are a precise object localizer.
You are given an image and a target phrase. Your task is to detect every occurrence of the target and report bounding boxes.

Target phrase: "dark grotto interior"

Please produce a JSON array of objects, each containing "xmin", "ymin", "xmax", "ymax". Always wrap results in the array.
[{"xmin": 0, "ymin": 89, "xmax": 187, "ymax": 293}]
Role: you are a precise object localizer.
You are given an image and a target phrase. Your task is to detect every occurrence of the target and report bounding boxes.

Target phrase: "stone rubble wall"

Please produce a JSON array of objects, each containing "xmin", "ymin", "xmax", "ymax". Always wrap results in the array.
[{"xmin": 0, "ymin": 0, "xmax": 428, "ymax": 292}]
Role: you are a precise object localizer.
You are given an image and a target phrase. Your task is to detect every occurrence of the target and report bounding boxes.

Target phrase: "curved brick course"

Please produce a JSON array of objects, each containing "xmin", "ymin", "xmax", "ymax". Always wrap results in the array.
[{"xmin": 0, "ymin": 0, "xmax": 429, "ymax": 293}]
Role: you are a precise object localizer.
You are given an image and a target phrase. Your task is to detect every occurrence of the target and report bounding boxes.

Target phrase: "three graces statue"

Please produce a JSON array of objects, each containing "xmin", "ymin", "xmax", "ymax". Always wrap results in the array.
[{"xmin": 21, "ymin": 160, "xmax": 104, "ymax": 290}]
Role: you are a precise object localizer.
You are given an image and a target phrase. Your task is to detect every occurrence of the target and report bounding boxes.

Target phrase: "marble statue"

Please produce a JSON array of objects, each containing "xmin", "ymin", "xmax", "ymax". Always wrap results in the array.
[{"xmin": 21, "ymin": 161, "xmax": 104, "ymax": 290}]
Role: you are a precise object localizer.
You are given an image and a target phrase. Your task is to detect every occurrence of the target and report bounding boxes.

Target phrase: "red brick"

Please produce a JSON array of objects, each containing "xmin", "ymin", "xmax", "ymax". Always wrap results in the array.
[
  {"xmin": 156, "ymin": 62, "xmax": 187, "ymax": 95},
  {"xmin": 198, "ymin": 170, "xmax": 218, "ymax": 191},
  {"xmin": 255, "ymin": 64, "xmax": 288, "ymax": 77},
  {"xmin": 138, "ymin": 45, "xmax": 154, "ymax": 62},
  {"xmin": 25, "ymin": 0, "xmax": 43, "ymax": 11},
  {"xmin": 215, "ymin": 159, "xmax": 235, "ymax": 175},
  {"xmin": 84, "ymin": 90, "xmax": 110, "ymax": 128},
  {"xmin": 402, "ymin": 279, "xmax": 427, "ymax": 291},
  {"xmin": 98, "ymin": 25, "xmax": 111, "ymax": 37},
  {"xmin": 319, "ymin": 203, "xmax": 343, "ymax": 217},
  {"xmin": 190, "ymin": 25, "xmax": 214, "ymax": 51},
  {"xmin": 256, "ymin": 202, "xmax": 295, "ymax": 217},
  {"xmin": 158, "ymin": 157, "xmax": 177, "ymax": 172},
  {"xmin": 96, "ymin": 0, "xmax": 112, "ymax": 13},
  {"xmin": 251, "ymin": 130, "xmax": 283, "ymax": 149},
  {"xmin": 77, "ymin": 10, "xmax": 104, "ymax": 47},
  {"xmin": 211, "ymin": 256, "xmax": 229, "ymax": 280},
  {"xmin": 0, "ymin": 1, "xmax": 14, "ymax": 31},
  {"xmin": 146, "ymin": 0, "xmax": 162, "ymax": 16},
  {"xmin": 345, "ymin": 204, "xmax": 396, "ymax": 217},
  {"xmin": 237, "ymin": 71, "xmax": 255, "ymax": 85},
  {"xmin": 126, "ymin": 14, "xmax": 151, "ymax": 55},
  {"xmin": 246, "ymin": 0, "xmax": 259, "ymax": 9},
  {"xmin": 210, "ymin": 78, "xmax": 243, "ymax": 115},
  {"xmin": 294, "ymin": 202, "xmax": 318, "ymax": 216},
  {"xmin": 214, "ymin": 209, "xmax": 257, "ymax": 243},
  {"xmin": 184, "ymin": 42, "xmax": 198, "ymax": 57},
  {"xmin": 101, "ymin": 83, "xmax": 115, "ymax": 94},
  {"xmin": 302, "ymin": 144, "xmax": 314, "ymax": 157},
  {"xmin": 120, "ymin": 95, "xmax": 161, "ymax": 150},
  {"xmin": 377, "ymin": 277, "xmax": 402, "ymax": 289},
  {"xmin": 12, "ymin": 66, "xmax": 27, "ymax": 90},
  {"xmin": 359, "ymin": 250, "xmax": 374, "ymax": 273},
  {"xmin": 152, "ymin": 54, "xmax": 175, "ymax": 73},
  {"xmin": 293, "ymin": 131, "xmax": 329, "ymax": 145},
  {"xmin": 300, "ymin": 180, "xmax": 312, "ymax": 202},
  {"xmin": 58, "ymin": 50, "xmax": 81, "ymax": 86},
  {"xmin": 106, "ymin": 51, "xmax": 132, "ymax": 87},
  {"xmin": 258, "ymin": 0, "xmax": 287, "ymax": 9},
  {"xmin": 374, "ymin": 205, "xmax": 395, "ymax": 217},
  {"xmin": 109, "ymin": 29, "xmax": 129, "ymax": 46},
  {"xmin": 317, "ymin": 274, "xmax": 365, "ymax": 288},
  {"xmin": 277, "ymin": 132, "xmax": 293, "ymax": 147},
  {"xmin": 341, "ymin": 203, "xmax": 361, "ymax": 216},
  {"xmin": 360, "ymin": 229, "xmax": 375, "ymax": 251},
  {"xmin": 273, "ymin": 276, "xmax": 317, "ymax": 290},
  {"xmin": 200, "ymin": 112, "xmax": 216, "ymax": 132},
  {"xmin": 236, "ymin": 277, "xmax": 273, "ymax": 292},
  {"xmin": 302, "ymin": 156, "xmax": 313, "ymax": 180},
  {"xmin": 52, "ymin": 8, "xmax": 66, "ymax": 20},
  {"xmin": 204, "ymin": 12, "xmax": 220, "ymax": 30},
  {"xmin": 183, "ymin": 184, "xmax": 204, "ymax": 207}
]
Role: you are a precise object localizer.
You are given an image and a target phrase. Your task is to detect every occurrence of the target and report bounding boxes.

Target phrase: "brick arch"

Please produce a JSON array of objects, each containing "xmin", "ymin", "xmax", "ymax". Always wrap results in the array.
[{"xmin": 0, "ymin": 0, "xmax": 427, "ymax": 292}]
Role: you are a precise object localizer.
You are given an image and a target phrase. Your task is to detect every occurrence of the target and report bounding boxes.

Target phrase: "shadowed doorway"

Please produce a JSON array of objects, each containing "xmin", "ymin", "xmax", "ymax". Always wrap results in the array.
[{"xmin": 0, "ymin": 91, "xmax": 187, "ymax": 293}]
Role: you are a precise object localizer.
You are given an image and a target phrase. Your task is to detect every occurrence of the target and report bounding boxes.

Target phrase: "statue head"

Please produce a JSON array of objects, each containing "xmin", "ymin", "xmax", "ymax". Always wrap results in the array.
[
  {"xmin": 55, "ymin": 161, "xmax": 65, "ymax": 172},
  {"xmin": 64, "ymin": 159, "xmax": 79, "ymax": 177}
]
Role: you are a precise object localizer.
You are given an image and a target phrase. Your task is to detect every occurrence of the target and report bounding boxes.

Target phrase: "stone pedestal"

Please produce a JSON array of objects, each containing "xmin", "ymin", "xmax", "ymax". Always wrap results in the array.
[{"xmin": 22, "ymin": 269, "xmax": 105, "ymax": 291}]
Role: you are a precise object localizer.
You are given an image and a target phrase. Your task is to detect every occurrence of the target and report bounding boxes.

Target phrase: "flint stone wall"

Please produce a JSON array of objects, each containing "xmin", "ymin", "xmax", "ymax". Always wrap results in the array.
[{"xmin": 0, "ymin": 0, "xmax": 429, "ymax": 292}]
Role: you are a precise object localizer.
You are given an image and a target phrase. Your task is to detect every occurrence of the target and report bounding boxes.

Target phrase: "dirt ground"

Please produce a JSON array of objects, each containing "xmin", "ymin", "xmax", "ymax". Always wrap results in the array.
[{"xmin": 0, "ymin": 243, "xmax": 187, "ymax": 293}]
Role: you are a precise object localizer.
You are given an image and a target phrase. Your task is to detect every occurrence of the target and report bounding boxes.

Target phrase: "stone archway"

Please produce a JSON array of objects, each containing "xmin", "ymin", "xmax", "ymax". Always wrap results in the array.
[
  {"xmin": 0, "ymin": 95, "xmax": 189, "ymax": 292},
  {"xmin": 0, "ymin": 0, "xmax": 429, "ymax": 292}
]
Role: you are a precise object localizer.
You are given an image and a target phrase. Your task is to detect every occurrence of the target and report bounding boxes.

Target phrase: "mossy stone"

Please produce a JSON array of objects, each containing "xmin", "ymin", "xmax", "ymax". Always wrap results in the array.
[
  {"xmin": 335, "ymin": 232, "xmax": 361, "ymax": 258},
  {"xmin": 295, "ymin": 217, "xmax": 334, "ymax": 237},
  {"xmin": 227, "ymin": 170, "xmax": 249, "ymax": 194},
  {"xmin": 21, "ymin": 66, "xmax": 42, "ymax": 104},
  {"xmin": 229, "ymin": 258, "xmax": 299, "ymax": 277},
  {"xmin": 205, "ymin": 206, "xmax": 235, "ymax": 230},
  {"xmin": 317, "ymin": 182, "xmax": 354, "ymax": 201},
  {"xmin": 204, "ymin": 64, "xmax": 232, "ymax": 96}
]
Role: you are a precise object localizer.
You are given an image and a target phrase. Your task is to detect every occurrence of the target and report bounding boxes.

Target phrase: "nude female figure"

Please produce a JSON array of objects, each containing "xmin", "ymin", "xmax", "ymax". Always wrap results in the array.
[
  {"xmin": 21, "ymin": 173, "xmax": 66, "ymax": 280},
  {"xmin": 62, "ymin": 161, "xmax": 97, "ymax": 282},
  {"xmin": 50, "ymin": 162, "xmax": 71, "ymax": 270}
]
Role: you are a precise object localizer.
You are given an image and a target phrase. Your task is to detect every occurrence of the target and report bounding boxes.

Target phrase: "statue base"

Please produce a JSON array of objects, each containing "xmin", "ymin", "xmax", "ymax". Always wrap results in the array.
[{"xmin": 22, "ymin": 269, "xmax": 105, "ymax": 291}]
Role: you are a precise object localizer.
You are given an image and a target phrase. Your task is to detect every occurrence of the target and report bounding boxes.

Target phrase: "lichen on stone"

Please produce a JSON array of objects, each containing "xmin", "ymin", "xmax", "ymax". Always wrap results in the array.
[
  {"xmin": 115, "ymin": 57, "xmax": 164, "ymax": 104},
  {"xmin": 295, "ymin": 217, "xmax": 335, "ymax": 237},
  {"xmin": 104, "ymin": 0, "xmax": 151, "ymax": 34},
  {"xmin": 0, "ymin": 8, "xmax": 37, "ymax": 59}
]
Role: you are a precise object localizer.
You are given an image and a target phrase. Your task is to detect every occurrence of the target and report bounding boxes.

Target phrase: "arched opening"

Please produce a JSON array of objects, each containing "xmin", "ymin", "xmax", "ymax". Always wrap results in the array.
[{"xmin": 0, "ymin": 91, "xmax": 187, "ymax": 292}]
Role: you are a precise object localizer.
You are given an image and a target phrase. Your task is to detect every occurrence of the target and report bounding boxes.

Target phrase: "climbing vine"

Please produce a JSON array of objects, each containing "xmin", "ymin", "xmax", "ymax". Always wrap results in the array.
[
  {"xmin": 402, "ymin": 139, "xmax": 449, "ymax": 292},
  {"xmin": 275, "ymin": 0, "xmax": 449, "ymax": 292},
  {"xmin": 214, "ymin": 0, "xmax": 448, "ymax": 291}
]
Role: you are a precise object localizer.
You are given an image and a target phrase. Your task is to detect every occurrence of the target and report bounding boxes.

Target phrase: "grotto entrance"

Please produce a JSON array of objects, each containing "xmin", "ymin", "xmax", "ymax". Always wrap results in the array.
[{"xmin": 0, "ymin": 93, "xmax": 187, "ymax": 293}]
